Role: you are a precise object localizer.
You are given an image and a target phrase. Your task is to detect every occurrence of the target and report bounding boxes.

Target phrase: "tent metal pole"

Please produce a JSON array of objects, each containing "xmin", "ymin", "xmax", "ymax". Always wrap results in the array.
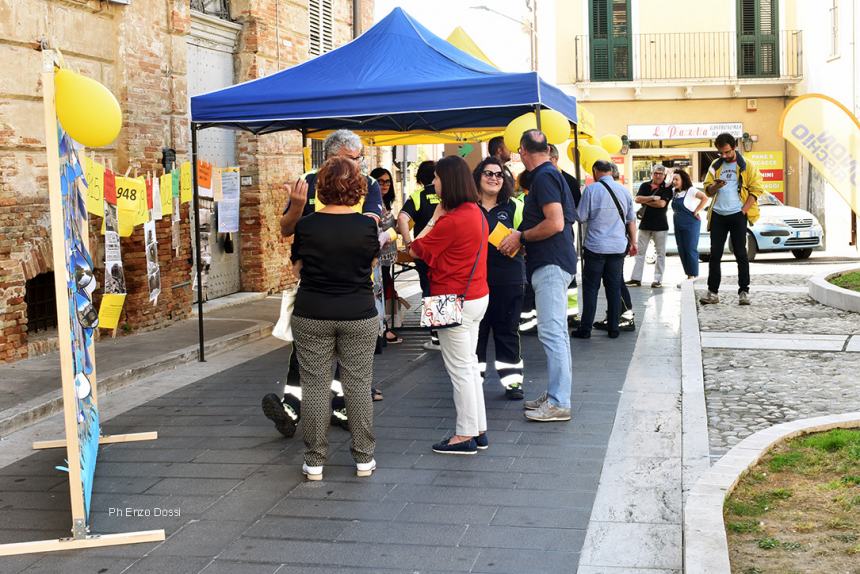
[
  {"xmin": 301, "ymin": 129, "xmax": 308, "ymax": 172},
  {"xmin": 573, "ymin": 128, "xmax": 584, "ymax": 283},
  {"xmin": 191, "ymin": 123, "xmax": 205, "ymax": 362},
  {"xmin": 534, "ymin": 104, "xmax": 542, "ymax": 131}
]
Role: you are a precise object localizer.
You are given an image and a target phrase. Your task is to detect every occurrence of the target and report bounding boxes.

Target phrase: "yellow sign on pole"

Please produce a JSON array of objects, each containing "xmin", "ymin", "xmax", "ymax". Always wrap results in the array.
[
  {"xmin": 779, "ymin": 93, "xmax": 860, "ymax": 215},
  {"xmin": 746, "ymin": 151, "xmax": 785, "ymax": 201}
]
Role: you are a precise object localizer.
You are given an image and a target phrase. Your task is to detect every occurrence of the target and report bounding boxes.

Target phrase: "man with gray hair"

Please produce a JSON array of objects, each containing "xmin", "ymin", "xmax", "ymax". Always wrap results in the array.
[
  {"xmin": 626, "ymin": 164, "xmax": 671, "ymax": 288},
  {"xmin": 263, "ymin": 129, "xmax": 384, "ymax": 439},
  {"xmin": 572, "ymin": 159, "xmax": 637, "ymax": 339},
  {"xmin": 279, "ymin": 129, "xmax": 383, "ymax": 237}
]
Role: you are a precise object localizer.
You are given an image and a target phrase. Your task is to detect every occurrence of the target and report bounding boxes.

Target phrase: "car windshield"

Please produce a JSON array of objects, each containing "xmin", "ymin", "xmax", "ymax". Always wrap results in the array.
[{"xmin": 758, "ymin": 193, "xmax": 782, "ymax": 206}]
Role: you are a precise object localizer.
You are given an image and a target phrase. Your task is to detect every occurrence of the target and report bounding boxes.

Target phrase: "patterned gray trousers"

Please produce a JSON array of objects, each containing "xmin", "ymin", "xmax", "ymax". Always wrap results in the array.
[{"xmin": 292, "ymin": 314, "xmax": 378, "ymax": 466}]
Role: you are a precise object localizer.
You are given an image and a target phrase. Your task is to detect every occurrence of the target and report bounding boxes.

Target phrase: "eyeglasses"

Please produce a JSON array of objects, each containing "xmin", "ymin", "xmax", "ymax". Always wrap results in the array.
[
  {"xmin": 377, "ymin": 178, "xmax": 391, "ymax": 185},
  {"xmin": 343, "ymin": 152, "xmax": 364, "ymax": 162},
  {"xmin": 481, "ymin": 170, "xmax": 505, "ymax": 180}
]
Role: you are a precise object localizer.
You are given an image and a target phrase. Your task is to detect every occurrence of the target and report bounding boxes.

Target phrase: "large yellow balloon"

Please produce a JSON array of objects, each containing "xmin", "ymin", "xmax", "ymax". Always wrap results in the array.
[
  {"xmin": 599, "ymin": 134, "xmax": 623, "ymax": 155},
  {"xmin": 536, "ymin": 109, "xmax": 572, "ymax": 144},
  {"xmin": 55, "ymin": 69, "xmax": 122, "ymax": 148},
  {"xmin": 503, "ymin": 112, "xmax": 536, "ymax": 153},
  {"xmin": 580, "ymin": 144, "xmax": 612, "ymax": 173}
]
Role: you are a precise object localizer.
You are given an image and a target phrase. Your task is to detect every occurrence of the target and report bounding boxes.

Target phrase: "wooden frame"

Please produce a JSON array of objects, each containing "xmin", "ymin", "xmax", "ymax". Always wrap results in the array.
[{"xmin": 0, "ymin": 49, "xmax": 165, "ymax": 557}]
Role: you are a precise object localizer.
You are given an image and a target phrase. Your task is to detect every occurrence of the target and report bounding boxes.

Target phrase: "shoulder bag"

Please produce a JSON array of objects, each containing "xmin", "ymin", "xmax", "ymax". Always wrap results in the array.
[
  {"xmin": 419, "ymin": 216, "xmax": 486, "ymax": 329},
  {"xmin": 272, "ymin": 283, "xmax": 299, "ymax": 342}
]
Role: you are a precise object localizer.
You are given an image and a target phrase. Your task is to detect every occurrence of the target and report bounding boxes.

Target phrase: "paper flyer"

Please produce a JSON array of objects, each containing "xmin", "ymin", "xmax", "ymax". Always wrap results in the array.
[
  {"xmin": 144, "ymin": 219, "xmax": 161, "ymax": 305},
  {"xmin": 82, "ymin": 156, "xmax": 105, "ymax": 217},
  {"xmin": 103, "ymin": 190, "xmax": 126, "ymax": 295},
  {"xmin": 487, "ymin": 221, "xmax": 519, "ymax": 256},
  {"xmin": 197, "ymin": 161, "xmax": 213, "ymax": 198},
  {"xmin": 151, "ymin": 176, "xmax": 163, "ymax": 220},
  {"xmin": 180, "ymin": 161, "xmax": 192, "ymax": 203},
  {"xmin": 220, "ymin": 169, "xmax": 240, "ymax": 201},
  {"xmin": 211, "ymin": 167, "xmax": 223, "ymax": 202},
  {"xmin": 97, "ymin": 293, "xmax": 126, "ymax": 330},
  {"xmin": 159, "ymin": 172, "xmax": 173, "ymax": 216},
  {"xmin": 218, "ymin": 199, "xmax": 240, "ymax": 233}
]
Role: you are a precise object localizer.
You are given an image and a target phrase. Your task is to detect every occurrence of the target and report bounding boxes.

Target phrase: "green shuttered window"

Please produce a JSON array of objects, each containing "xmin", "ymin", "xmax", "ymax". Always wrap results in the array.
[
  {"xmin": 589, "ymin": 0, "xmax": 631, "ymax": 81},
  {"xmin": 737, "ymin": 0, "xmax": 779, "ymax": 77}
]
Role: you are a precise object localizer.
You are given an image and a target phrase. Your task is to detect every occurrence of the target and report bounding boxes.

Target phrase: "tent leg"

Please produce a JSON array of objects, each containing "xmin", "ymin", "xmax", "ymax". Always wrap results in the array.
[
  {"xmin": 534, "ymin": 104, "xmax": 542, "ymax": 130},
  {"xmin": 191, "ymin": 124, "xmax": 205, "ymax": 362}
]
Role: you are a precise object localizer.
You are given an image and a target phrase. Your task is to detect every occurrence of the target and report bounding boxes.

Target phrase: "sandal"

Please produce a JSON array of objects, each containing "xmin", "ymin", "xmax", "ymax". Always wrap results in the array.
[
  {"xmin": 371, "ymin": 387, "xmax": 384, "ymax": 402},
  {"xmin": 384, "ymin": 330, "xmax": 403, "ymax": 344}
]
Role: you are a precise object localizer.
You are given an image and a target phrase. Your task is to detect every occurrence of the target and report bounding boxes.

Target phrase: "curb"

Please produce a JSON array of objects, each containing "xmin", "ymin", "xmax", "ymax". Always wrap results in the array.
[
  {"xmin": 680, "ymin": 280, "xmax": 711, "ymax": 496},
  {"xmin": 683, "ymin": 411, "xmax": 860, "ymax": 574},
  {"xmin": 0, "ymin": 319, "xmax": 274, "ymax": 438},
  {"xmin": 808, "ymin": 268, "xmax": 860, "ymax": 313}
]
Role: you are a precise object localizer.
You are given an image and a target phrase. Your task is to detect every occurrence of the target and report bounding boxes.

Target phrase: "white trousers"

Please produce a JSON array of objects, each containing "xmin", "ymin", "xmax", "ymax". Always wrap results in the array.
[
  {"xmin": 632, "ymin": 229, "xmax": 667, "ymax": 282},
  {"xmin": 437, "ymin": 295, "xmax": 489, "ymax": 437}
]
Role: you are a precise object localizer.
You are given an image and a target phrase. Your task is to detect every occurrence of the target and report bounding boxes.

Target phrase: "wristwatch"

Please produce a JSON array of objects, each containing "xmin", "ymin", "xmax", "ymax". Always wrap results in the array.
[{"xmin": 519, "ymin": 230, "xmax": 527, "ymax": 245}]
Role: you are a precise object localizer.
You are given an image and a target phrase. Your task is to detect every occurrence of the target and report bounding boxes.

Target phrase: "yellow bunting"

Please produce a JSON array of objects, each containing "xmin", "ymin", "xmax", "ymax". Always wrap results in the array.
[
  {"xmin": 159, "ymin": 173, "xmax": 173, "ymax": 216},
  {"xmin": 179, "ymin": 162, "xmax": 192, "ymax": 203},
  {"xmin": 82, "ymin": 156, "xmax": 105, "ymax": 217}
]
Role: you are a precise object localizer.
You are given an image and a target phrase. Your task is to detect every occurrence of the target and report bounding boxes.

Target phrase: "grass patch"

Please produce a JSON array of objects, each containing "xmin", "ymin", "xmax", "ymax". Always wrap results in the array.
[
  {"xmin": 726, "ymin": 428, "xmax": 860, "ymax": 573},
  {"xmin": 829, "ymin": 270, "xmax": 860, "ymax": 292}
]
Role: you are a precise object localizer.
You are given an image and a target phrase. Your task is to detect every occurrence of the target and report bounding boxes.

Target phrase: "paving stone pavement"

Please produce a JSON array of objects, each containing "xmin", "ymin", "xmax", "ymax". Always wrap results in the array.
[
  {"xmin": 0, "ymin": 289, "xmax": 649, "ymax": 573},
  {"xmin": 697, "ymin": 267, "xmax": 860, "ymax": 460}
]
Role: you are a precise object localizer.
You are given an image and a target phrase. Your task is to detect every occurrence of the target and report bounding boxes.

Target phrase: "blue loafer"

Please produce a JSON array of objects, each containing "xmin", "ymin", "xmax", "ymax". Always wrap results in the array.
[{"xmin": 432, "ymin": 437, "xmax": 477, "ymax": 455}]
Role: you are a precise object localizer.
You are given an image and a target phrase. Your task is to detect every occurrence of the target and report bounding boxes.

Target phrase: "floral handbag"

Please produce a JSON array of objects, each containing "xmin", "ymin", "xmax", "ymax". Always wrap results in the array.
[{"xmin": 419, "ymin": 218, "xmax": 485, "ymax": 329}]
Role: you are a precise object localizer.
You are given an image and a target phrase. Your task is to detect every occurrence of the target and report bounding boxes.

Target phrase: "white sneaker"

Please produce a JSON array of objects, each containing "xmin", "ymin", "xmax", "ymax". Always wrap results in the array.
[
  {"xmin": 302, "ymin": 462, "xmax": 323, "ymax": 481},
  {"xmin": 356, "ymin": 459, "xmax": 376, "ymax": 477},
  {"xmin": 422, "ymin": 340, "xmax": 441, "ymax": 351}
]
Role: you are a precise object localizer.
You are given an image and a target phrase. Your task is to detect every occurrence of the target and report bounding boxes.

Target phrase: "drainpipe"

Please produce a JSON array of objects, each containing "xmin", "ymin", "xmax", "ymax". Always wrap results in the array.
[{"xmin": 353, "ymin": 0, "xmax": 361, "ymax": 39}]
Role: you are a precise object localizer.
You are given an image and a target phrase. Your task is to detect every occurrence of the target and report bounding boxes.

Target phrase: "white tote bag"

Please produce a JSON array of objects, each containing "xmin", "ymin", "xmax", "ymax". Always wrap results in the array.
[{"xmin": 272, "ymin": 284, "xmax": 299, "ymax": 342}]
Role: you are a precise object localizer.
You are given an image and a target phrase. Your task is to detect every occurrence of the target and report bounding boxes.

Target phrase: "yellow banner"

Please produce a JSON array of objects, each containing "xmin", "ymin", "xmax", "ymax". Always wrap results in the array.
[
  {"xmin": 98, "ymin": 293, "xmax": 126, "ymax": 330},
  {"xmin": 780, "ymin": 93, "xmax": 860, "ymax": 215},
  {"xmin": 82, "ymin": 156, "xmax": 105, "ymax": 217},
  {"xmin": 115, "ymin": 176, "xmax": 149, "ymax": 233},
  {"xmin": 180, "ymin": 161, "xmax": 192, "ymax": 203}
]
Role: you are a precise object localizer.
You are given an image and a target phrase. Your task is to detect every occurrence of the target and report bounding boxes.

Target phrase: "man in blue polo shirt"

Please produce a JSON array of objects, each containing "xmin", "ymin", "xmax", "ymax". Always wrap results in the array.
[{"xmin": 499, "ymin": 129, "xmax": 578, "ymax": 423}]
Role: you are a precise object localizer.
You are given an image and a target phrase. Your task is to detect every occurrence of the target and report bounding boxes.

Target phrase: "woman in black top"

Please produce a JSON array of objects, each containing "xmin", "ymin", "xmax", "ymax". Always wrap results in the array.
[
  {"xmin": 473, "ymin": 157, "xmax": 527, "ymax": 401},
  {"xmin": 291, "ymin": 157, "xmax": 380, "ymax": 481}
]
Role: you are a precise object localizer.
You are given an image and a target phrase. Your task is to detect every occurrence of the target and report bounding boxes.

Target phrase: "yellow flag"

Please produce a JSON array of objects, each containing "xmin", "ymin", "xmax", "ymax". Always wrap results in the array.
[
  {"xmin": 180, "ymin": 161, "xmax": 192, "ymax": 203},
  {"xmin": 82, "ymin": 156, "xmax": 105, "ymax": 217},
  {"xmin": 115, "ymin": 176, "xmax": 148, "ymax": 232},
  {"xmin": 159, "ymin": 173, "xmax": 173, "ymax": 216},
  {"xmin": 780, "ymin": 94, "xmax": 860, "ymax": 216}
]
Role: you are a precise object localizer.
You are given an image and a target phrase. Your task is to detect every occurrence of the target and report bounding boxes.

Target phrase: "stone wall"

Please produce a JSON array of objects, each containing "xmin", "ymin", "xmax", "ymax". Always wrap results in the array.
[{"xmin": 0, "ymin": 0, "xmax": 374, "ymax": 362}]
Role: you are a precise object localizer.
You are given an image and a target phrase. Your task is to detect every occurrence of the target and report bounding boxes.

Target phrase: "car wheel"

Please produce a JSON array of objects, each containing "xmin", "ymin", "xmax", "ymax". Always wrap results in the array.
[
  {"xmin": 792, "ymin": 248, "xmax": 813, "ymax": 260},
  {"xmin": 698, "ymin": 254, "xmax": 710, "ymax": 262},
  {"xmin": 746, "ymin": 232, "xmax": 758, "ymax": 262}
]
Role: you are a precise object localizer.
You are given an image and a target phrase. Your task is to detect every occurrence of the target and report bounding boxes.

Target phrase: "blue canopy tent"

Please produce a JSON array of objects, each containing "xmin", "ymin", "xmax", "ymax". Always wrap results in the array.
[{"xmin": 186, "ymin": 7, "xmax": 579, "ymax": 359}]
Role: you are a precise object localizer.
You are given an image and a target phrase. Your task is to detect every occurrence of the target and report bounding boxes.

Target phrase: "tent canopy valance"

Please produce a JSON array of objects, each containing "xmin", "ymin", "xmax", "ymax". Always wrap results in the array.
[{"xmin": 190, "ymin": 7, "xmax": 577, "ymax": 141}]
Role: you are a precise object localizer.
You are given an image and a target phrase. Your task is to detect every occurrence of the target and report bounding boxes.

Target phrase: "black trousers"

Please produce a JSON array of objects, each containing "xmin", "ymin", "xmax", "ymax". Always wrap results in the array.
[
  {"xmin": 414, "ymin": 259, "xmax": 431, "ymax": 297},
  {"xmin": 477, "ymin": 283, "xmax": 524, "ymax": 374},
  {"xmin": 707, "ymin": 211, "xmax": 750, "ymax": 294},
  {"xmin": 581, "ymin": 248, "xmax": 625, "ymax": 334}
]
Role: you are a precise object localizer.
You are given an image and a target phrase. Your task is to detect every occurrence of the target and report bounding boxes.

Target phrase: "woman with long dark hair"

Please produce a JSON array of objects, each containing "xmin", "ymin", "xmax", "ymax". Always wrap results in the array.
[
  {"xmin": 409, "ymin": 156, "xmax": 489, "ymax": 455},
  {"xmin": 472, "ymin": 157, "xmax": 526, "ymax": 401},
  {"xmin": 369, "ymin": 167, "xmax": 400, "ymax": 345},
  {"xmin": 671, "ymin": 169, "xmax": 709, "ymax": 281}
]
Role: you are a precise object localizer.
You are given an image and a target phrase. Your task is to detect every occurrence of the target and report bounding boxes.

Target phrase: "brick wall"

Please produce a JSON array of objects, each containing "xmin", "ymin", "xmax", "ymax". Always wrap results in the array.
[{"xmin": 0, "ymin": 0, "xmax": 374, "ymax": 363}]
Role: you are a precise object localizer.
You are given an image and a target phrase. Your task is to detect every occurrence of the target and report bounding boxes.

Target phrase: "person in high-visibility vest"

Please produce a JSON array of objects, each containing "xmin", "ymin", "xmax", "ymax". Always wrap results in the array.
[{"xmin": 473, "ymin": 157, "xmax": 526, "ymax": 400}]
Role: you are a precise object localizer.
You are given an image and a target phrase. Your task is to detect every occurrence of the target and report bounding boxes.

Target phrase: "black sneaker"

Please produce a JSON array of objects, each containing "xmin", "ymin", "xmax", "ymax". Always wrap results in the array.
[
  {"xmin": 262, "ymin": 393, "xmax": 298, "ymax": 438},
  {"xmin": 571, "ymin": 330, "xmax": 591, "ymax": 339},
  {"xmin": 330, "ymin": 407, "xmax": 350, "ymax": 430},
  {"xmin": 505, "ymin": 383, "xmax": 524, "ymax": 401},
  {"xmin": 624, "ymin": 280, "xmax": 641, "ymax": 287},
  {"xmin": 593, "ymin": 318, "xmax": 609, "ymax": 331},
  {"xmin": 475, "ymin": 433, "xmax": 489, "ymax": 450},
  {"xmin": 432, "ymin": 437, "xmax": 477, "ymax": 455},
  {"xmin": 619, "ymin": 317, "xmax": 635, "ymax": 332}
]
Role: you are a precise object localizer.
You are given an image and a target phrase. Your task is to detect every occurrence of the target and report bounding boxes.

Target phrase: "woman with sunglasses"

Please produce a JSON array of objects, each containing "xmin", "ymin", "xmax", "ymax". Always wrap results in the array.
[
  {"xmin": 409, "ymin": 156, "xmax": 489, "ymax": 455},
  {"xmin": 472, "ymin": 157, "xmax": 526, "ymax": 401},
  {"xmin": 370, "ymin": 167, "xmax": 401, "ymax": 345}
]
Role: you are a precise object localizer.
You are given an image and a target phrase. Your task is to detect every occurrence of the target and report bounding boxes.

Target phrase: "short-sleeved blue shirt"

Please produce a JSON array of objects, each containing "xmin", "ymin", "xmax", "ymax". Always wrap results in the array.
[{"xmin": 520, "ymin": 161, "xmax": 578, "ymax": 279}]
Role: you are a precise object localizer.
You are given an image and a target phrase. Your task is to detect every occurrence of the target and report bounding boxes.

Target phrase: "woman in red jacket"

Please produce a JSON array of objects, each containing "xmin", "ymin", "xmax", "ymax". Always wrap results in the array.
[{"xmin": 410, "ymin": 156, "xmax": 489, "ymax": 455}]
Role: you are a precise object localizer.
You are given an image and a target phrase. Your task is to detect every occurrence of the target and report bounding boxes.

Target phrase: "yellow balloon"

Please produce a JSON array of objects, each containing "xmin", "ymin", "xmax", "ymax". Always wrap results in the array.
[
  {"xmin": 580, "ymin": 144, "xmax": 612, "ymax": 173},
  {"xmin": 503, "ymin": 112, "xmax": 536, "ymax": 153},
  {"xmin": 536, "ymin": 109, "xmax": 571, "ymax": 144},
  {"xmin": 55, "ymin": 69, "xmax": 122, "ymax": 148},
  {"xmin": 566, "ymin": 141, "xmax": 579, "ymax": 163},
  {"xmin": 599, "ymin": 134, "xmax": 623, "ymax": 155}
]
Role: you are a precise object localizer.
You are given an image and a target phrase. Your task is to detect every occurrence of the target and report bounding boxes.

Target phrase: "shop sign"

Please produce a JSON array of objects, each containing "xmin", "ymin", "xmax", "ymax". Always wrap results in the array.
[
  {"xmin": 628, "ymin": 123, "xmax": 743, "ymax": 141},
  {"xmin": 746, "ymin": 151, "xmax": 785, "ymax": 201}
]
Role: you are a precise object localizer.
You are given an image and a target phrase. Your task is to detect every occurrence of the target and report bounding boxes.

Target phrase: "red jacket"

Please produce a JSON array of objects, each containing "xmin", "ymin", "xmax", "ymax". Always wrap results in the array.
[{"xmin": 411, "ymin": 202, "xmax": 489, "ymax": 300}]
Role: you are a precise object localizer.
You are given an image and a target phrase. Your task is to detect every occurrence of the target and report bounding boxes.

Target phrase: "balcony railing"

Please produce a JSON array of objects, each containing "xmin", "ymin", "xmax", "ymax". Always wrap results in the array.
[{"xmin": 574, "ymin": 30, "xmax": 802, "ymax": 83}]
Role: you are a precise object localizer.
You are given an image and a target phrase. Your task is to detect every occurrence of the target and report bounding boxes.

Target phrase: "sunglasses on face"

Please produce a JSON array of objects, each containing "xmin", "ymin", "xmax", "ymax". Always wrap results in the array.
[{"xmin": 482, "ymin": 170, "xmax": 504, "ymax": 180}]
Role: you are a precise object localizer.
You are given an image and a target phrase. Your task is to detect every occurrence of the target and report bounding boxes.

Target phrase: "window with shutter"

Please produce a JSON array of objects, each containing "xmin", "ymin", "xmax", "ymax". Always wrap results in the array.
[
  {"xmin": 589, "ymin": 0, "xmax": 631, "ymax": 81},
  {"xmin": 737, "ymin": 0, "xmax": 779, "ymax": 77},
  {"xmin": 308, "ymin": 0, "xmax": 334, "ymax": 57}
]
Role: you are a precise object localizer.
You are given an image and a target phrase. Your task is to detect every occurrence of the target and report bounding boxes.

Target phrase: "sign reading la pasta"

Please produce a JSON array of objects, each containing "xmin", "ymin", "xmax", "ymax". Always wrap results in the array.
[{"xmin": 628, "ymin": 122, "xmax": 744, "ymax": 141}]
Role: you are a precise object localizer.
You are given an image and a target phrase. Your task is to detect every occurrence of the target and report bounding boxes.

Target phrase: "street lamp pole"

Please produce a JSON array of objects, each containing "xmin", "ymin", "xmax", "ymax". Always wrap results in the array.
[{"xmin": 470, "ymin": 3, "xmax": 537, "ymax": 72}]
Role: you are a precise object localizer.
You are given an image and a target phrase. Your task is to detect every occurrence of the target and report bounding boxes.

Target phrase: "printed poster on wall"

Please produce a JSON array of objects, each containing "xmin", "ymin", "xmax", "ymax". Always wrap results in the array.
[
  {"xmin": 144, "ymin": 219, "xmax": 161, "ymax": 305},
  {"xmin": 746, "ymin": 151, "xmax": 785, "ymax": 202},
  {"xmin": 99, "ymin": 169, "xmax": 127, "ymax": 331},
  {"xmin": 218, "ymin": 168, "xmax": 240, "ymax": 233}
]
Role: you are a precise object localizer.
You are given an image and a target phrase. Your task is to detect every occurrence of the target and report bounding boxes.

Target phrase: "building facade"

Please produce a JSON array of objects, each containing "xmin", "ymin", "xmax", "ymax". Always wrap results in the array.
[
  {"xmin": 556, "ymin": 0, "xmax": 803, "ymax": 202},
  {"xmin": 0, "ymin": 0, "xmax": 374, "ymax": 363}
]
